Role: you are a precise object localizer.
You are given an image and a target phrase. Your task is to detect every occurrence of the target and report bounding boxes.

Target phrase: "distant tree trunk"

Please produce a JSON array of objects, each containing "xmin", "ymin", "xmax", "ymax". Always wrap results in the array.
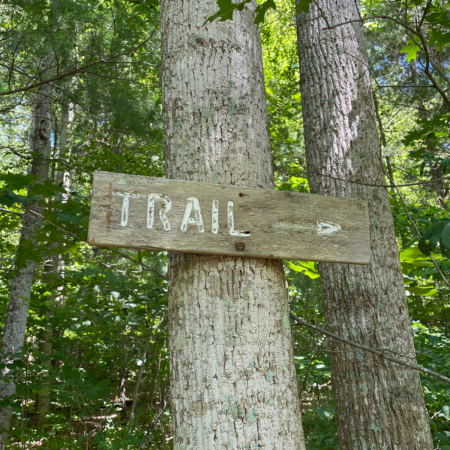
[
  {"xmin": 160, "ymin": 0, "xmax": 306, "ymax": 448},
  {"xmin": 0, "ymin": 79, "xmax": 52, "ymax": 443},
  {"xmin": 296, "ymin": 1, "xmax": 434, "ymax": 449},
  {"xmin": 119, "ymin": 368, "xmax": 127, "ymax": 422},
  {"xmin": 35, "ymin": 293, "xmax": 53, "ymax": 429},
  {"xmin": 35, "ymin": 104, "xmax": 72, "ymax": 429},
  {"xmin": 56, "ymin": 103, "xmax": 72, "ymax": 198}
]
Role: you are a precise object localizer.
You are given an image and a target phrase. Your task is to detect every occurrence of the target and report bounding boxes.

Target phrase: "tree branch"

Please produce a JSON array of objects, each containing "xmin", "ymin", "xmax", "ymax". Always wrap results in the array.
[
  {"xmin": 138, "ymin": 395, "xmax": 168, "ymax": 450},
  {"xmin": 0, "ymin": 31, "xmax": 157, "ymax": 97},
  {"xmin": 322, "ymin": 14, "xmax": 450, "ymax": 105},
  {"xmin": 290, "ymin": 312, "xmax": 450, "ymax": 385}
]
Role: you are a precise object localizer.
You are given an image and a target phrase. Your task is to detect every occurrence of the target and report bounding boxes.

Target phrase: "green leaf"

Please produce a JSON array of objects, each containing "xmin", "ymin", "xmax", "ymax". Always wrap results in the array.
[
  {"xmin": 28, "ymin": 179, "xmax": 66, "ymax": 198},
  {"xmin": 440, "ymin": 223, "xmax": 450, "ymax": 252},
  {"xmin": 418, "ymin": 219, "xmax": 450, "ymax": 256},
  {"xmin": 296, "ymin": 0, "xmax": 313, "ymax": 13},
  {"xmin": 94, "ymin": 430, "xmax": 107, "ymax": 443},
  {"xmin": 429, "ymin": 30, "xmax": 450, "ymax": 51},
  {"xmin": 0, "ymin": 172, "xmax": 37, "ymax": 190},
  {"xmin": 14, "ymin": 238, "xmax": 42, "ymax": 271},
  {"xmin": 53, "ymin": 210, "xmax": 83, "ymax": 224},
  {"xmin": 442, "ymin": 405, "xmax": 450, "ymax": 420},
  {"xmin": 406, "ymin": 285, "xmax": 438, "ymax": 296},
  {"xmin": 85, "ymin": 379, "xmax": 114, "ymax": 402},
  {"xmin": 204, "ymin": 0, "xmax": 251, "ymax": 24},
  {"xmin": 254, "ymin": 0, "xmax": 276, "ymax": 25},
  {"xmin": 400, "ymin": 40, "xmax": 420, "ymax": 61},
  {"xmin": 0, "ymin": 190, "xmax": 34, "ymax": 207},
  {"xmin": 399, "ymin": 247, "xmax": 423, "ymax": 261},
  {"xmin": 287, "ymin": 261, "xmax": 320, "ymax": 279}
]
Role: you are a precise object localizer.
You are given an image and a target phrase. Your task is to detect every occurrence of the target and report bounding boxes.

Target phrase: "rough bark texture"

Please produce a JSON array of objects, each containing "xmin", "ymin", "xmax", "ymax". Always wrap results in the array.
[
  {"xmin": 0, "ymin": 81, "xmax": 52, "ymax": 443},
  {"xmin": 35, "ymin": 103, "xmax": 72, "ymax": 428},
  {"xmin": 160, "ymin": 1, "xmax": 305, "ymax": 449},
  {"xmin": 296, "ymin": 1, "xmax": 433, "ymax": 449}
]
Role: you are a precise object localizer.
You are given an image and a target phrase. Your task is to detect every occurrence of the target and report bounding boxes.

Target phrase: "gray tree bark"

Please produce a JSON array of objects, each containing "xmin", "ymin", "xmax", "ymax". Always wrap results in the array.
[
  {"xmin": 296, "ymin": 1, "xmax": 433, "ymax": 449},
  {"xmin": 0, "ymin": 79, "xmax": 52, "ymax": 443},
  {"xmin": 160, "ymin": 0, "xmax": 306, "ymax": 449},
  {"xmin": 35, "ymin": 103, "xmax": 72, "ymax": 429}
]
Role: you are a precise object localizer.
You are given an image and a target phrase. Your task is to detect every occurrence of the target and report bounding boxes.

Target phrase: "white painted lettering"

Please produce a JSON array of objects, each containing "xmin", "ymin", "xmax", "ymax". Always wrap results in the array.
[
  {"xmin": 181, "ymin": 197, "xmax": 204, "ymax": 233},
  {"xmin": 114, "ymin": 192, "xmax": 139, "ymax": 227},
  {"xmin": 147, "ymin": 194, "xmax": 172, "ymax": 231},
  {"xmin": 228, "ymin": 201, "xmax": 251, "ymax": 237},
  {"xmin": 212, "ymin": 199, "xmax": 219, "ymax": 234},
  {"xmin": 317, "ymin": 220, "xmax": 341, "ymax": 235}
]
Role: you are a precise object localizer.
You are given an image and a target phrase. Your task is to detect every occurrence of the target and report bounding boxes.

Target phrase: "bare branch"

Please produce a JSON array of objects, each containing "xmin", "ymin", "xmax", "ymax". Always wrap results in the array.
[
  {"xmin": 0, "ymin": 31, "xmax": 157, "ymax": 97},
  {"xmin": 290, "ymin": 312, "xmax": 450, "ymax": 386}
]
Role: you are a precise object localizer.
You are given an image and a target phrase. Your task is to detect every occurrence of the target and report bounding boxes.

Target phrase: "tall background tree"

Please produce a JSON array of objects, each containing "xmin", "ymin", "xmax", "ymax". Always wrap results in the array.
[{"xmin": 296, "ymin": 0, "xmax": 434, "ymax": 448}]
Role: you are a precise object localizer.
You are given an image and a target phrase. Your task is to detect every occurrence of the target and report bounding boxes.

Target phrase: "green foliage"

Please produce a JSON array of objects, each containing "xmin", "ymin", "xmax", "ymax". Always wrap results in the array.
[
  {"xmin": 287, "ymin": 260, "xmax": 320, "ymax": 279},
  {"xmin": 206, "ymin": 0, "xmax": 278, "ymax": 25},
  {"xmin": 400, "ymin": 39, "xmax": 421, "ymax": 61},
  {"xmin": 296, "ymin": 0, "xmax": 313, "ymax": 13},
  {"xmin": 204, "ymin": 0, "xmax": 251, "ymax": 24},
  {"xmin": 255, "ymin": 0, "xmax": 277, "ymax": 25},
  {"xmin": 419, "ymin": 219, "xmax": 450, "ymax": 257}
]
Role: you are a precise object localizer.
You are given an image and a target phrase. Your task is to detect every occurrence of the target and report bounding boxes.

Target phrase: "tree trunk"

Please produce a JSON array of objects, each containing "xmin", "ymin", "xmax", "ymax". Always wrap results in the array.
[
  {"xmin": 160, "ymin": 1, "xmax": 306, "ymax": 449},
  {"xmin": 296, "ymin": 1, "xmax": 433, "ymax": 449},
  {"xmin": 35, "ymin": 103, "xmax": 72, "ymax": 429},
  {"xmin": 0, "ymin": 79, "xmax": 52, "ymax": 444}
]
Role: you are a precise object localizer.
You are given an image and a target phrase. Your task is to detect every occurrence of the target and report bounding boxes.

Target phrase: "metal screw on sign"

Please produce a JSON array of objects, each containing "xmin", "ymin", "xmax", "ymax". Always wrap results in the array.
[{"xmin": 235, "ymin": 243, "xmax": 245, "ymax": 251}]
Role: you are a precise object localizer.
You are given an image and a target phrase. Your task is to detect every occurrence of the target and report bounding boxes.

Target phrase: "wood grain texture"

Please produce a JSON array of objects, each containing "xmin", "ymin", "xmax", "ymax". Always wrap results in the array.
[{"xmin": 88, "ymin": 171, "xmax": 370, "ymax": 264}]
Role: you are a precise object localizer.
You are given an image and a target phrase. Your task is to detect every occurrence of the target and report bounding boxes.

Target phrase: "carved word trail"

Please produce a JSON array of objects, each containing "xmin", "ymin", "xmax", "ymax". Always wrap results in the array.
[
  {"xmin": 88, "ymin": 172, "xmax": 371, "ymax": 263},
  {"xmin": 114, "ymin": 191, "xmax": 342, "ymax": 237}
]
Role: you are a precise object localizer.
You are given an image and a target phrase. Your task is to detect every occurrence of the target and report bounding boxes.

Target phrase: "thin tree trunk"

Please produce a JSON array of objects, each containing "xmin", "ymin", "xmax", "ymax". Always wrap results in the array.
[
  {"xmin": 0, "ymin": 78, "xmax": 52, "ymax": 444},
  {"xmin": 56, "ymin": 103, "xmax": 72, "ymax": 199},
  {"xmin": 35, "ymin": 103, "xmax": 72, "ymax": 429},
  {"xmin": 296, "ymin": 1, "xmax": 433, "ymax": 449},
  {"xmin": 160, "ymin": 0, "xmax": 306, "ymax": 448},
  {"xmin": 35, "ymin": 257, "xmax": 54, "ymax": 430},
  {"xmin": 128, "ymin": 322, "xmax": 154, "ymax": 436}
]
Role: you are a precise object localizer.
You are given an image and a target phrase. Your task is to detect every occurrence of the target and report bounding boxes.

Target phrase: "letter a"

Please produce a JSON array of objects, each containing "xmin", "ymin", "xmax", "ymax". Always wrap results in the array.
[{"xmin": 181, "ymin": 197, "xmax": 204, "ymax": 233}]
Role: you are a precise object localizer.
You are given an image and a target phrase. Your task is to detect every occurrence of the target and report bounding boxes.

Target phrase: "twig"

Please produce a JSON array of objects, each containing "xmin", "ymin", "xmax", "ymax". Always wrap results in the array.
[
  {"xmin": 290, "ymin": 312, "xmax": 450, "ymax": 385},
  {"xmin": 389, "ymin": 179, "xmax": 450, "ymax": 289},
  {"xmin": 69, "ymin": 405, "xmax": 73, "ymax": 450},
  {"xmin": 418, "ymin": 0, "xmax": 432, "ymax": 30},
  {"xmin": 127, "ymin": 315, "xmax": 157, "ymax": 439},
  {"xmin": 0, "ymin": 207, "xmax": 168, "ymax": 280},
  {"xmin": 374, "ymin": 84, "xmax": 434, "ymax": 89},
  {"xmin": 0, "ymin": 30, "xmax": 157, "ymax": 97},
  {"xmin": 109, "ymin": 249, "xmax": 167, "ymax": 280},
  {"xmin": 321, "ymin": 13, "xmax": 450, "ymax": 105},
  {"xmin": 284, "ymin": 172, "xmax": 450, "ymax": 188},
  {"xmin": 299, "ymin": 337, "xmax": 326, "ymax": 401},
  {"xmin": 138, "ymin": 395, "xmax": 168, "ymax": 450}
]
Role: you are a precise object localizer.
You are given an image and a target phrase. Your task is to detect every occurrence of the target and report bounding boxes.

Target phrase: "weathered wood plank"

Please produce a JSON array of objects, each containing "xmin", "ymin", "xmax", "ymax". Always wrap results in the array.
[{"xmin": 88, "ymin": 171, "xmax": 371, "ymax": 264}]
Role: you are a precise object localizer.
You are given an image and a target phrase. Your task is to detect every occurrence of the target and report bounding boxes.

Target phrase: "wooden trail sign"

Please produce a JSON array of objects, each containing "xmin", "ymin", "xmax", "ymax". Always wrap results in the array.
[{"xmin": 88, "ymin": 171, "xmax": 371, "ymax": 264}]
